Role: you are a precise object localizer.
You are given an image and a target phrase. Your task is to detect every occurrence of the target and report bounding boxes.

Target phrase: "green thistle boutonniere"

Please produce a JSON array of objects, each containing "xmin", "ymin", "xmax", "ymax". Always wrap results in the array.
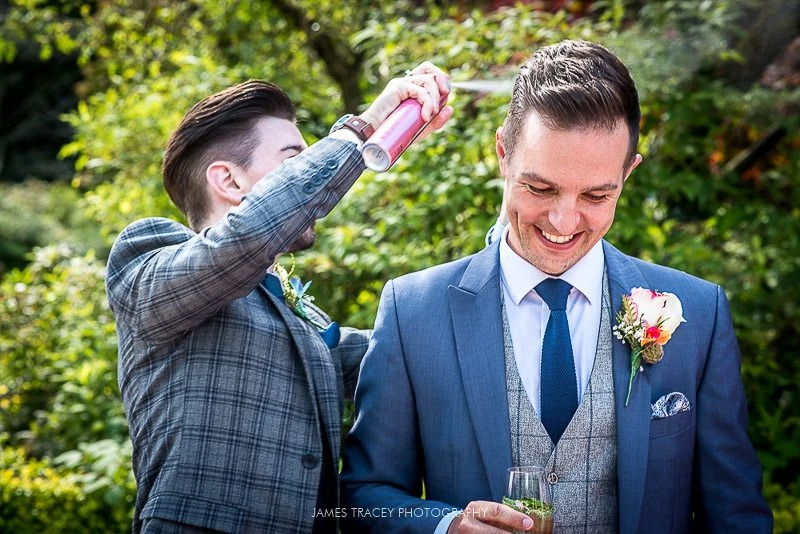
[
  {"xmin": 613, "ymin": 287, "xmax": 687, "ymax": 406},
  {"xmin": 273, "ymin": 261, "xmax": 326, "ymax": 330}
]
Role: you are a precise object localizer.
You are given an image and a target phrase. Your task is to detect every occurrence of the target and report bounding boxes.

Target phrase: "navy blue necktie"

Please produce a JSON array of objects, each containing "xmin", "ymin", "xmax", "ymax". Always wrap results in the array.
[{"xmin": 537, "ymin": 278, "xmax": 578, "ymax": 444}]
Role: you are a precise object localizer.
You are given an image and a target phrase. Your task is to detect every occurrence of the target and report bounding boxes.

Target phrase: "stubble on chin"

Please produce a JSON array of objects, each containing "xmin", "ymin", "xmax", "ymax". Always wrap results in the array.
[{"xmin": 516, "ymin": 228, "xmax": 574, "ymax": 276}]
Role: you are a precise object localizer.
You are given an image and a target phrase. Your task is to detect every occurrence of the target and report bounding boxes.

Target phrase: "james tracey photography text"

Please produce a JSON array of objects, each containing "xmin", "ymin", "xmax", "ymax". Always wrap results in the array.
[{"xmin": 312, "ymin": 507, "xmax": 482, "ymax": 519}]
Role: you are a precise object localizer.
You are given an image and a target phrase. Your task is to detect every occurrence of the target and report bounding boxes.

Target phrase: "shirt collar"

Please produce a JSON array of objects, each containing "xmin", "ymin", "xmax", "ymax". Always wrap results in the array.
[{"xmin": 499, "ymin": 226, "xmax": 605, "ymax": 306}]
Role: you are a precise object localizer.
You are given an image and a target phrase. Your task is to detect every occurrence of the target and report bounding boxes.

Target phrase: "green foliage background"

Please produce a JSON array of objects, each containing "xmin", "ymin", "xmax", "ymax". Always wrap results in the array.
[{"xmin": 1, "ymin": 0, "xmax": 798, "ymax": 531}]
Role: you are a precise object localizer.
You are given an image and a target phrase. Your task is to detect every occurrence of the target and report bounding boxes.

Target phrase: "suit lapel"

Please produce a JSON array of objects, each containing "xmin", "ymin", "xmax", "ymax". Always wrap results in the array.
[
  {"xmin": 448, "ymin": 242, "xmax": 511, "ymax": 500},
  {"xmin": 256, "ymin": 280, "xmax": 342, "ymax": 458},
  {"xmin": 604, "ymin": 241, "xmax": 651, "ymax": 534}
]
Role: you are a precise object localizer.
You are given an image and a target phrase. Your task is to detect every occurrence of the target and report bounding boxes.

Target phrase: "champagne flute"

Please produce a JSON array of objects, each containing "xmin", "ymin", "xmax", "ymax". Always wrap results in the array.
[{"xmin": 503, "ymin": 466, "xmax": 554, "ymax": 534}]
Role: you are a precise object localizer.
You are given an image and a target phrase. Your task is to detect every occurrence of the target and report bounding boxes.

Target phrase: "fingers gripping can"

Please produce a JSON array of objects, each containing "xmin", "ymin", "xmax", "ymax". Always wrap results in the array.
[{"xmin": 362, "ymin": 94, "xmax": 448, "ymax": 172}]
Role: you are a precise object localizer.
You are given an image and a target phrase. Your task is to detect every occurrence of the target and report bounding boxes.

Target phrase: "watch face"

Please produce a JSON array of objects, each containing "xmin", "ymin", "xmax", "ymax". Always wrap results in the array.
[{"xmin": 332, "ymin": 114, "xmax": 354, "ymax": 130}]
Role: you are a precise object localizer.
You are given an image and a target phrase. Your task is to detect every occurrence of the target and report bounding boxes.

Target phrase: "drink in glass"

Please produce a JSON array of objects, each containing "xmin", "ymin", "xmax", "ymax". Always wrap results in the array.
[{"xmin": 504, "ymin": 466, "xmax": 554, "ymax": 534}]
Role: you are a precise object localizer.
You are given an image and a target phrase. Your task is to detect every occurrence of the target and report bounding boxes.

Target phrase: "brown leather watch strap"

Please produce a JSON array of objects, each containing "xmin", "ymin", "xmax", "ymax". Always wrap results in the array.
[{"xmin": 338, "ymin": 115, "xmax": 375, "ymax": 142}]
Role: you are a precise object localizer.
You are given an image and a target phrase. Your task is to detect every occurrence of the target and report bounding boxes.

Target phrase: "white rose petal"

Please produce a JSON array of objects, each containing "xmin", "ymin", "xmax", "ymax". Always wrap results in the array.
[{"xmin": 660, "ymin": 292, "xmax": 686, "ymax": 333}]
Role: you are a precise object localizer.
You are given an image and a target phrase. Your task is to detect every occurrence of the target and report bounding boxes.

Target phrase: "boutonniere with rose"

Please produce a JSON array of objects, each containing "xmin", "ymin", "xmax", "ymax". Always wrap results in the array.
[{"xmin": 613, "ymin": 287, "xmax": 686, "ymax": 406}]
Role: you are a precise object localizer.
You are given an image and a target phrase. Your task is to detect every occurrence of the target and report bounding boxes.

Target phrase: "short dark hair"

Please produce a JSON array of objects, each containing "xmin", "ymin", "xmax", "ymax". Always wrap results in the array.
[
  {"xmin": 502, "ymin": 40, "xmax": 640, "ymax": 167},
  {"xmin": 162, "ymin": 80, "xmax": 296, "ymax": 230}
]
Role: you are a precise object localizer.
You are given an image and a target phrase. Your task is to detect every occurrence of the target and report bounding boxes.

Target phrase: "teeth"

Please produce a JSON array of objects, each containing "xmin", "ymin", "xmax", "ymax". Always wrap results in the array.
[{"xmin": 541, "ymin": 230, "xmax": 575, "ymax": 244}]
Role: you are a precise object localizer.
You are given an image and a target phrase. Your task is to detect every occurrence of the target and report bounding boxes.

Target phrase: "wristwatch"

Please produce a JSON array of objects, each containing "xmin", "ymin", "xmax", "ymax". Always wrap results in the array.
[{"xmin": 330, "ymin": 114, "xmax": 375, "ymax": 142}]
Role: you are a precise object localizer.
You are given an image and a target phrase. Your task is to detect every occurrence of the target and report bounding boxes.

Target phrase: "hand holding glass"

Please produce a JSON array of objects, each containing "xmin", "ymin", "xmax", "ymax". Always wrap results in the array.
[{"xmin": 503, "ymin": 466, "xmax": 554, "ymax": 534}]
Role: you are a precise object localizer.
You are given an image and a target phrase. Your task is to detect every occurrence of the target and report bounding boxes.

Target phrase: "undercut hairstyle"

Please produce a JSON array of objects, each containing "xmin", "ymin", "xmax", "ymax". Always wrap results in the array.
[
  {"xmin": 161, "ymin": 80, "xmax": 296, "ymax": 230},
  {"xmin": 502, "ymin": 40, "xmax": 641, "ymax": 168}
]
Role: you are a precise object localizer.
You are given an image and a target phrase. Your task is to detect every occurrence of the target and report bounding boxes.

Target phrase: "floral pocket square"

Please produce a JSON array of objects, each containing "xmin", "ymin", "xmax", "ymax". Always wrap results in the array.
[{"xmin": 651, "ymin": 391, "xmax": 691, "ymax": 419}]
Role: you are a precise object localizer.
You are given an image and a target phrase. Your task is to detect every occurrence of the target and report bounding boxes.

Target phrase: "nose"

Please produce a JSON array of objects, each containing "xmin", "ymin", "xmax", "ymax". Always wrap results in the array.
[{"xmin": 548, "ymin": 198, "xmax": 580, "ymax": 235}]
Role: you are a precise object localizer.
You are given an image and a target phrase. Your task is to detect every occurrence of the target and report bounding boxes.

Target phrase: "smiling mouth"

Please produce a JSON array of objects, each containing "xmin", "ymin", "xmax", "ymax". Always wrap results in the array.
[{"xmin": 541, "ymin": 229, "xmax": 576, "ymax": 244}]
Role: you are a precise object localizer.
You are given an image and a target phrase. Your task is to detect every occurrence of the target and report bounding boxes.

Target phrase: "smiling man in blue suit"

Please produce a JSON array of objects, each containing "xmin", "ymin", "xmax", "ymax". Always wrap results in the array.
[{"xmin": 340, "ymin": 40, "xmax": 772, "ymax": 533}]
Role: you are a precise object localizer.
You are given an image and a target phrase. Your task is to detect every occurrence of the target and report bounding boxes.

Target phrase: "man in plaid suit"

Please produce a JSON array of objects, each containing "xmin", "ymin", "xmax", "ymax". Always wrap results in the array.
[{"xmin": 105, "ymin": 65, "xmax": 451, "ymax": 533}]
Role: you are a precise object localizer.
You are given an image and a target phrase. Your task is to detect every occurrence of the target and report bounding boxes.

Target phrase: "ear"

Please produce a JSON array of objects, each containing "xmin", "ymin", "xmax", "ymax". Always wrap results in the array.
[
  {"xmin": 623, "ymin": 153, "xmax": 643, "ymax": 183},
  {"xmin": 206, "ymin": 161, "xmax": 245, "ymax": 205},
  {"xmin": 496, "ymin": 126, "xmax": 508, "ymax": 177}
]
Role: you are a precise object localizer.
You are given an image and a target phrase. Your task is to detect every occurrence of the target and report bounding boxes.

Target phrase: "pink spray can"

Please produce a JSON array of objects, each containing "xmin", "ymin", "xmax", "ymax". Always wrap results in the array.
[{"xmin": 362, "ymin": 94, "xmax": 448, "ymax": 172}]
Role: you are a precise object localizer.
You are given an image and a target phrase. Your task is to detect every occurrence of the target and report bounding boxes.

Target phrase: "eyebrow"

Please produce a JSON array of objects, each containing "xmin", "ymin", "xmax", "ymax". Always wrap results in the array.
[{"xmin": 518, "ymin": 171, "xmax": 620, "ymax": 193}]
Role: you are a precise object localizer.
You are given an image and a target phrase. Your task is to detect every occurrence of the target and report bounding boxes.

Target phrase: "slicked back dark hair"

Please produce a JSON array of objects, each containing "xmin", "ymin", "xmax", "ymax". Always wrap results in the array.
[
  {"xmin": 502, "ymin": 40, "xmax": 640, "ymax": 168},
  {"xmin": 162, "ymin": 80, "xmax": 296, "ymax": 230}
]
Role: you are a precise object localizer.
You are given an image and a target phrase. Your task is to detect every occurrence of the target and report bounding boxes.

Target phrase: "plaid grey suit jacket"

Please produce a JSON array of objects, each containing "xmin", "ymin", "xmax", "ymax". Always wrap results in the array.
[{"xmin": 106, "ymin": 138, "xmax": 371, "ymax": 533}]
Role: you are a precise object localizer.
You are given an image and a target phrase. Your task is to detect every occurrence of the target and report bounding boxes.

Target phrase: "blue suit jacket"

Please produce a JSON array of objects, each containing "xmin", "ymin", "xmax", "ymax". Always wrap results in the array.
[{"xmin": 341, "ymin": 240, "xmax": 772, "ymax": 533}]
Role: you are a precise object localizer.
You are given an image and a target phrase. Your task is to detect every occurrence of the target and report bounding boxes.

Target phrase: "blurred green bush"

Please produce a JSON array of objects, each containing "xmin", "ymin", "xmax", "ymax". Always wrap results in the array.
[
  {"xmin": 0, "ymin": 0, "xmax": 797, "ymax": 531},
  {"xmin": 0, "ymin": 443, "xmax": 135, "ymax": 532}
]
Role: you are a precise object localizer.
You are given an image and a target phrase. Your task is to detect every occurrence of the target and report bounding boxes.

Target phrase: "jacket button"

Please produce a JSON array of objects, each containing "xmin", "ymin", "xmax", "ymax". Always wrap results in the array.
[
  {"xmin": 302, "ymin": 181, "xmax": 315, "ymax": 194},
  {"xmin": 547, "ymin": 472, "xmax": 559, "ymax": 485},
  {"xmin": 325, "ymin": 159, "xmax": 338, "ymax": 170},
  {"xmin": 301, "ymin": 454, "xmax": 319, "ymax": 469}
]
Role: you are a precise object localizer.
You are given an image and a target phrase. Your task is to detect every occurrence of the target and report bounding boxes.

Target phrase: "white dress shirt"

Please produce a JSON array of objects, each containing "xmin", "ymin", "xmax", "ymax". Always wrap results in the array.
[{"xmin": 499, "ymin": 227, "xmax": 605, "ymax": 415}]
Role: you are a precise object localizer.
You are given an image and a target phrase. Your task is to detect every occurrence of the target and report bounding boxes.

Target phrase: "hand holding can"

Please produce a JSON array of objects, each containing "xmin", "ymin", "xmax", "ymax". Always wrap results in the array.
[
  {"xmin": 359, "ymin": 62, "xmax": 452, "ymax": 172},
  {"xmin": 362, "ymin": 93, "xmax": 449, "ymax": 172}
]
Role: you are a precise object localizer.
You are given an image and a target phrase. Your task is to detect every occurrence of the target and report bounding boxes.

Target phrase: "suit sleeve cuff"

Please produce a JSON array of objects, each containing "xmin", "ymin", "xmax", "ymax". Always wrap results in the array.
[
  {"xmin": 434, "ymin": 509, "xmax": 461, "ymax": 534},
  {"xmin": 329, "ymin": 128, "xmax": 365, "ymax": 152}
]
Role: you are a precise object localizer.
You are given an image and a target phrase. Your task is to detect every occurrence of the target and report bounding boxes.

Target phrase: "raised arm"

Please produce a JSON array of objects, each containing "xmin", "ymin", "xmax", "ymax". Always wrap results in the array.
[{"xmin": 106, "ymin": 138, "xmax": 363, "ymax": 342}]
